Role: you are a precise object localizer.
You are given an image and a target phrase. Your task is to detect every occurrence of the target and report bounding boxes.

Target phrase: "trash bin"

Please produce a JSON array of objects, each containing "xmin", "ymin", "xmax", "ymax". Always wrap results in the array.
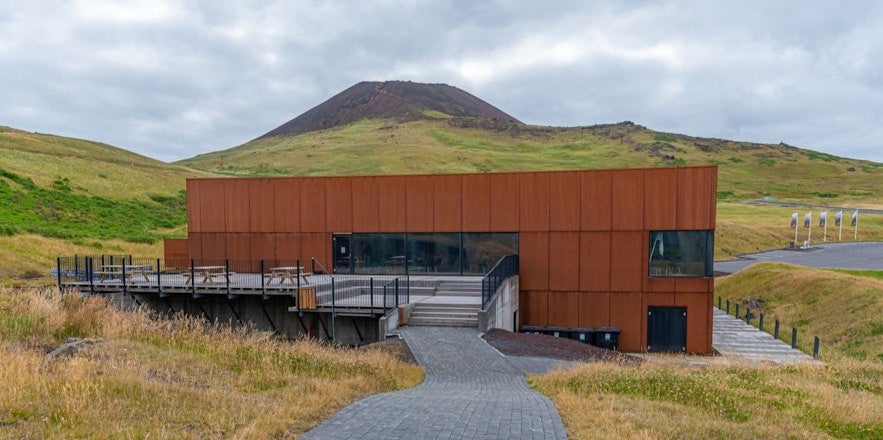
[
  {"xmin": 594, "ymin": 326, "xmax": 620, "ymax": 350},
  {"xmin": 547, "ymin": 326, "xmax": 570, "ymax": 338},
  {"xmin": 570, "ymin": 328, "xmax": 594, "ymax": 344},
  {"xmin": 520, "ymin": 325, "xmax": 544, "ymax": 334}
]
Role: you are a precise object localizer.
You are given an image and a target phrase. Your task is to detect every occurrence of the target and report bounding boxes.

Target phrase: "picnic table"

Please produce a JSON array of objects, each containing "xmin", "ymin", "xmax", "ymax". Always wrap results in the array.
[
  {"xmin": 265, "ymin": 266, "xmax": 311, "ymax": 285},
  {"xmin": 95, "ymin": 265, "xmax": 153, "ymax": 283},
  {"xmin": 183, "ymin": 266, "xmax": 234, "ymax": 284}
]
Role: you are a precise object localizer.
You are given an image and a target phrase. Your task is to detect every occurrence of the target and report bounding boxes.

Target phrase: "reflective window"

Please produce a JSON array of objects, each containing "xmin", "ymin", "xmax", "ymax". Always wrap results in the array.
[
  {"xmin": 462, "ymin": 233, "xmax": 519, "ymax": 275},
  {"xmin": 333, "ymin": 232, "xmax": 518, "ymax": 275},
  {"xmin": 648, "ymin": 231, "xmax": 714, "ymax": 277}
]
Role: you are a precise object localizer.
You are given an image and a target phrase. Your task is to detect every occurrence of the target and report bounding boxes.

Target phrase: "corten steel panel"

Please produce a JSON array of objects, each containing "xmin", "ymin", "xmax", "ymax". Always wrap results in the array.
[
  {"xmin": 519, "ymin": 291, "xmax": 549, "ymax": 327},
  {"xmin": 643, "ymin": 168, "xmax": 678, "ymax": 230},
  {"xmin": 609, "ymin": 231, "xmax": 643, "ymax": 292},
  {"xmin": 199, "ymin": 180, "xmax": 227, "ymax": 232},
  {"xmin": 579, "ymin": 232, "xmax": 611, "ymax": 292},
  {"xmin": 225, "ymin": 233, "xmax": 252, "ymax": 271},
  {"xmin": 163, "ymin": 238, "xmax": 189, "ymax": 260},
  {"xmin": 274, "ymin": 178, "xmax": 301, "ymax": 232},
  {"xmin": 249, "ymin": 179, "xmax": 276, "ymax": 232},
  {"xmin": 433, "ymin": 175, "xmax": 462, "ymax": 232},
  {"xmin": 301, "ymin": 232, "xmax": 330, "ymax": 271},
  {"xmin": 578, "ymin": 292, "xmax": 610, "ymax": 328},
  {"xmin": 580, "ymin": 170, "xmax": 612, "ymax": 231},
  {"xmin": 518, "ymin": 232, "xmax": 549, "ymax": 291},
  {"xmin": 300, "ymin": 178, "xmax": 327, "ymax": 232},
  {"xmin": 325, "ymin": 177, "xmax": 353, "ymax": 232},
  {"xmin": 186, "ymin": 180, "xmax": 202, "ymax": 233},
  {"xmin": 610, "ymin": 292, "xmax": 643, "ymax": 351},
  {"xmin": 675, "ymin": 292, "xmax": 712, "ymax": 353},
  {"xmin": 250, "ymin": 233, "xmax": 276, "ymax": 262},
  {"xmin": 548, "ymin": 292, "xmax": 579, "ymax": 327},
  {"xmin": 406, "ymin": 175, "xmax": 434, "ymax": 232},
  {"xmin": 549, "ymin": 172, "xmax": 580, "ymax": 231},
  {"xmin": 642, "ymin": 292, "xmax": 676, "ymax": 307},
  {"xmin": 187, "ymin": 233, "xmax": 203, "ymax": 261},
  {"xmin": 461, "ymin": 174, "xmax": 491, "ymax": 231},
  {"xmin": 201, "ymin": 233, "xmax": 227, "ymax": 260},
  {"xmin": 352, "ymin": 176, "xmax": 379, "ymax": 232},
  {"xmin": 490, "ymin": 173, "xmax": 519, "ymax": 231},
  {"xmin": 645, "ymin": 275, "xmax": 676, "ymax": 293},
  {"xmin": 611, "ymin": 169, "xmax": 644, "ymax": 231},
  {"xmin": 519, "ymin": 172, "xmax": 550, "ymax": 231},
  {"xmin": 274, "ymin": 233, "xmax": 302, "ymax": 261},
  {"xmin": 548, "ymin": 232, "xmax": 579, "ymax": 291},
  {"xmin": 378, "ymin": 176, "xmax": 407, "ymax": 231},
  {"xmin": 677, "ymin": 167, "xmax": 717, "ymax": 230},
  {"xmin": 675, "ymin": 277, "xmax": 714, "ymax": 293},
  {"xmin": 224, "ymin": 179, "xmax": 251, "ymax": 232}
]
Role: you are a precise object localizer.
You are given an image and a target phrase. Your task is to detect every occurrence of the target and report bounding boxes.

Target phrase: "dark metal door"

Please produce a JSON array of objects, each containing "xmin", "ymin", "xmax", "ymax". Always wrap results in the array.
[
  {"xmin": 332, "ymin": 234, "xmax": 352, "ymax": 274},
  {"xmin": 647, "ymin": 307, "xmax": 687, "ymax": 352}
]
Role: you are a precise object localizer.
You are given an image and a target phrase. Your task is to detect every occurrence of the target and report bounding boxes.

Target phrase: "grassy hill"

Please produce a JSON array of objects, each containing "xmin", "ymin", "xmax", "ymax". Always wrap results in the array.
[
  {"xmin": 0, "ymin": 126, "xmax": 215, "ymax": 282},
  {"xmin": 179, "ymin": 117, "xmax": 883, "ymax": 203}
]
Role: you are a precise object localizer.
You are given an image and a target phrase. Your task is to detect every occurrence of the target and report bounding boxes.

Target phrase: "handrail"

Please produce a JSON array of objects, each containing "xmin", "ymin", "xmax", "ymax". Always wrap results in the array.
[
  {"xmin": 481, "ymin": 254, "xmax": 518, "ymax": 308},
  {"xmin": 311, "ymin": 257, "xmax": 330, "ymax": 275}
]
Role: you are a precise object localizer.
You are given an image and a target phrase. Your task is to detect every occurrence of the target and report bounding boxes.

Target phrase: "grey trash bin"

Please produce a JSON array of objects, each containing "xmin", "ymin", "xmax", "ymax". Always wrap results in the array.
[{"xmin": 594, "ymin": 326, "xmax": 620, "ymax": 350}]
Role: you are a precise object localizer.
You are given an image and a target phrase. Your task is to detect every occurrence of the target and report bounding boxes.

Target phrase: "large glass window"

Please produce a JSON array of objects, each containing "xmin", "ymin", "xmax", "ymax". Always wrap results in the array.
[
  {"xmin": 648, "ymin": 231, "xmax": 713, "ymax": 278},
  {"xmin": 334, "ymin": 232, "xmax": 518, "ymax": 275}
]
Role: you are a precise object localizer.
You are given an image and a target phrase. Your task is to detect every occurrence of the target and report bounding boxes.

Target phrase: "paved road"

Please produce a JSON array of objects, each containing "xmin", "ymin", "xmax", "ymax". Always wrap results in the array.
[
  {"xmin": 715, "ymin": 241, "xmax": 883, "ymax": 274},
  {"xmin": 301, "ymin": 326, "xmax": 568, "ymax": 440}
]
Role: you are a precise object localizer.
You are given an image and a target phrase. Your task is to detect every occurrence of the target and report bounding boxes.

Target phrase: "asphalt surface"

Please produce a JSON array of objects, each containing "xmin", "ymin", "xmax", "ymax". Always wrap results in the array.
[{"xmin": 715, "ymin": 241, "xmax": 883, "ymax": 274}]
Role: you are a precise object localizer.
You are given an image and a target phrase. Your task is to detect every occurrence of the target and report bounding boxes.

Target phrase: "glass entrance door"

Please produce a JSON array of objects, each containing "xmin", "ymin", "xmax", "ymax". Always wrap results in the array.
[{"xmin": 333, "ymin": 234, "xmax": 353, "ymax": 274}]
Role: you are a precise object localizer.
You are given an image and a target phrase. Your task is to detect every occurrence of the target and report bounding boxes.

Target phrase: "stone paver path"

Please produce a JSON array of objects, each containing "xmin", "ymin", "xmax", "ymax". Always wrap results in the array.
[
  {"xmin": 712, "ymin": 308, "xmax": 819, "ymax": 365},
  {"xmin": 301, "ymin": 326, "xmax": 568, "ymax": 440}
]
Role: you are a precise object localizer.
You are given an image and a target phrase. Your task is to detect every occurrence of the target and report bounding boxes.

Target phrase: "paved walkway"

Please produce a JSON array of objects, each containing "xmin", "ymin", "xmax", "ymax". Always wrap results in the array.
[
  {"xmin": 302, "ymin": 326, "xmax": 568, "ymax": 440},
  {"xmin": 712, "ymin": 308, "xmax": 818, "ymax": 365}
]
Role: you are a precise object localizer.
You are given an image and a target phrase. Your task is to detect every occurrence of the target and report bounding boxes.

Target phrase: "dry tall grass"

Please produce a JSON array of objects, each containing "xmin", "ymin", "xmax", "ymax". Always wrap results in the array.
[
  {"xmin": 0, "ymin": 287, "xmax": 423, "ymax": 438},
  {"xmin": 531, "ymin": 361, "xmax": 882, "ymax": 440}
]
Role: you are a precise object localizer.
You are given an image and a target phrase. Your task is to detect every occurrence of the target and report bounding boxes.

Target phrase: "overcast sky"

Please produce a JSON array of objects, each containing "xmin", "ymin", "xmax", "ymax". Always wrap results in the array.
[{"xmin": 1, "ymin": 0, "xmax": 881, "ymax": 163}]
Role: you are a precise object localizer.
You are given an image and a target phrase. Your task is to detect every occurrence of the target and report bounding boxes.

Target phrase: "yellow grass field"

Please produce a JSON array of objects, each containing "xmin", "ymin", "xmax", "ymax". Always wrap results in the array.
[{"xmin": 0, "ymin": 287, "xmax": 423, "ymax": 438}]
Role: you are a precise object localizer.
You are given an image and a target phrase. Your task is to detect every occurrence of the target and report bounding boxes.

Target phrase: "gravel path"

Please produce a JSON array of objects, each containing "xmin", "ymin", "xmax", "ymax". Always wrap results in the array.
[{"xmin": 301, "ymin": 326, "xmax": 568, "ymax": 440}]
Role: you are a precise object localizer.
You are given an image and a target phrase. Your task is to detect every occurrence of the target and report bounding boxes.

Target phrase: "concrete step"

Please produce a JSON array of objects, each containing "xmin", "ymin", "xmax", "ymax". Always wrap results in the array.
[
  {"xmin": 434, "ymin": 290, "xmax": 482, "ymax": 297},
  {"xmin": 412, "ymin": 303, "xmax": 479, "ymax": 311},
  {"xmin": 408, "ymin": 316, "xmax": 478, "ymax": 327},
  {"xmin": 410, "ymin": 310, "xmax": 477, "ymax": 319}
]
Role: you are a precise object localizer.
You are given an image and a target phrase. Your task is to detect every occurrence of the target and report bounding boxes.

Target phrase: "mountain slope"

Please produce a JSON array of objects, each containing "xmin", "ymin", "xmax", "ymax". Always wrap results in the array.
[
  {"xmin": 257, "ymin": 81, "xmax": 519, "ymax": 139},
  {"xmin": 0, "ymin": 125, "xmax": 211, "ymax": 200}
]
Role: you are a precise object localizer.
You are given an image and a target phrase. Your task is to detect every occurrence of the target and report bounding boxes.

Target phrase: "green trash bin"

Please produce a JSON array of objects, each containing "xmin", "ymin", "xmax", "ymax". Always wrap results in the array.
[
  {"xmin": 570, "ymin": 328, "xmax": 594, "ymax": 344},
  {"xmin": 547, "ymin": 326, "xmax": 570, "ymax": 338},
  {"xmin": 594, "ymin": 326, "xmax": 620, "ymax": 350}
]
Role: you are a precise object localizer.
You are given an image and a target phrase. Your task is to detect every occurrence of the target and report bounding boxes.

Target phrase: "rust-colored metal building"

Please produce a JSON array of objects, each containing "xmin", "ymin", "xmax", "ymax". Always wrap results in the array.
[{"xmin": 175, "ymin": 166, "xmax": 717, "ymax": 353}]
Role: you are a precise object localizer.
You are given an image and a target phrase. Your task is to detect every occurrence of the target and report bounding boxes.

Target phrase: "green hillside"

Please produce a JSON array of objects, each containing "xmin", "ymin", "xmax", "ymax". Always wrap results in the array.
[
  {"xmin": 0, "ymin": 127, "xmax": 214, "ymax": 279},
  {"xmin": 179, "ymin": 118, "xmax": 883, "ymax": 203}
]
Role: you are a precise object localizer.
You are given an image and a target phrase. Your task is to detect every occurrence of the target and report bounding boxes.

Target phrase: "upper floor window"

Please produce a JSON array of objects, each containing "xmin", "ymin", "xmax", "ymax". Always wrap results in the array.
[{"xmin": 649, "ymin": 231, "xmax": 714, "ymax": 278}]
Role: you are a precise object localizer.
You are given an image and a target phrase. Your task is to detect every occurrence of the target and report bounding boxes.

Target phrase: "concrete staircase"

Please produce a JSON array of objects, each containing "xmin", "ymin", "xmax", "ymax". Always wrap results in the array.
[{"xmin": 407, "ymin": 278, "xmax": 483, "ymax": 328}]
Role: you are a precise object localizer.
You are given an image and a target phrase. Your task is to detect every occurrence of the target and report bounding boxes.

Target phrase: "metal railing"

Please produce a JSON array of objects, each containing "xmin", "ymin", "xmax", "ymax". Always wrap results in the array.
[
  {"xmin": 481, "ymin": 254, "xmax": 518, "ymax": 308},
  {"xmin": 55, "ymin": 256, "xmax": 410, "ymax": 315},
  {"xmin": 718, "ymin": 296, "xmax": 821, "ymax": 359}
]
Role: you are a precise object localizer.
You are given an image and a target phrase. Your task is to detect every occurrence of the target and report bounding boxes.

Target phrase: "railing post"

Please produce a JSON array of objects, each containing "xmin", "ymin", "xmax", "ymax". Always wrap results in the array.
[
  {"xmin": 395, "ymin": 278, "xmax": 400, "ymax": 307},
  {"xmin": 296, "ymin": 259, "xmax": 301, "ymax": 291},
  {"xmin": 260, "ymin": 260, "xmax": 266, "ymax": 300},
  {"xmin": 74, "ymin": 256, "xmax": 79, "ymax": 287},
  {"xmin": 759, "ymin": 313, "xmax": 764, "ymax": 332},
  {"xmin": 774, "ymin": 319, "xmax": 780, "ymax": 339},
  {"xmin": 56, "ymin": 257, "xmax": 63, "ymax": 291},
  {"xmin": 225, "ymin": 259, "xmax": 231, "ymax": 296},
  {"xmin": 370, "ymin": 277, "xmax": 374, "ymax": 316},
  {"xmin": 726, "ymin": 299, "xmax": 730, "ymax": 314},
  {"xmin": 88, "ymin": 257, "xmax": 95, "ymax": 295},
  {"xmin": 717, "ymin": 296, "xmax": 722, "ymax": 309},
  {"xmin": 156, "ymin": 258, "xmax": 162, "ymax": 294},
  {"xmin": 331, "ymin": 277, "xmax": 336, "ymax": 343},
  {"xmin": 745, "ymin": 308, "xmax": 751, "ymax": 324},
  {"xmin": 190, "ymin": 259, "xmax": 196, "ymax": 296},
  {"xmin": 813, "ymin": 337, "xmax": 820, "ymax": 359},
  {"xmin": 122, "ymin": 259, "xmax": 128, "ymax": 296},
  {"xmin": 791, "ymin": 327, "xmax": 798, "ymax": 349},
  {"xmin": 735, "ymin": 303, "xmax": 740, "ymax": 319}
]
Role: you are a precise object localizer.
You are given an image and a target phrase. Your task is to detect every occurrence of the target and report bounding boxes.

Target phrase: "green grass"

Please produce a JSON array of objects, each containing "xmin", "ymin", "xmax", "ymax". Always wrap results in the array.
[{"xmin": 0, "ymin": 169, "xmax": 186, "ymax": 243}]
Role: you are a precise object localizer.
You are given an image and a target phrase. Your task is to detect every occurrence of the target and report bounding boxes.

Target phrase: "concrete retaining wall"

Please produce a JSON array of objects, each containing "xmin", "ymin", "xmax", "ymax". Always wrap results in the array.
[{"xmin": 478, "ymin": 276, "xmax": 519, "ymax": 333}]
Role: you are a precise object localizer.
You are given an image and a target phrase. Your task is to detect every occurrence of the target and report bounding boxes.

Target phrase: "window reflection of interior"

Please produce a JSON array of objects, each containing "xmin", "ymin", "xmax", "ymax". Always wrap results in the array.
[
  {"xmin": 649, "ymin": 231, "xmax": 713, "ymax": 278},
  {"xmin": 343, "ymin": 233, "xmax": 517, "ymax": 275}
]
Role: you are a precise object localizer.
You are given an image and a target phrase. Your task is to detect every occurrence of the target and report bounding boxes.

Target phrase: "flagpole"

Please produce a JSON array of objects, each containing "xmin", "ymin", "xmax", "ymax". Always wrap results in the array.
[
  {"xmin": 854, "ymin": 210, "xmax": 858, "ymax": 240},
  {"xmin": 838, "ymin": 211, "xmax": 843, "ymax": 241},
  {"xmin": 794, "ymin": 212, "xmax": 799, "ymax": 245},
  {"xmin": 823, "ymin": 212, "xmax": 827, "ymax": 242},
  {"xmin": 808, "ymin": 214, "xmax": 812, "ymax": 245}
]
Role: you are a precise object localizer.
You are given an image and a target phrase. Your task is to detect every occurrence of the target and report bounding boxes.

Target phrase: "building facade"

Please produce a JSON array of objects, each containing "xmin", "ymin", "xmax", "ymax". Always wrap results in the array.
[{"xmin": 175, "ymin": 166, "xmax": 717, "ymax": 353}]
